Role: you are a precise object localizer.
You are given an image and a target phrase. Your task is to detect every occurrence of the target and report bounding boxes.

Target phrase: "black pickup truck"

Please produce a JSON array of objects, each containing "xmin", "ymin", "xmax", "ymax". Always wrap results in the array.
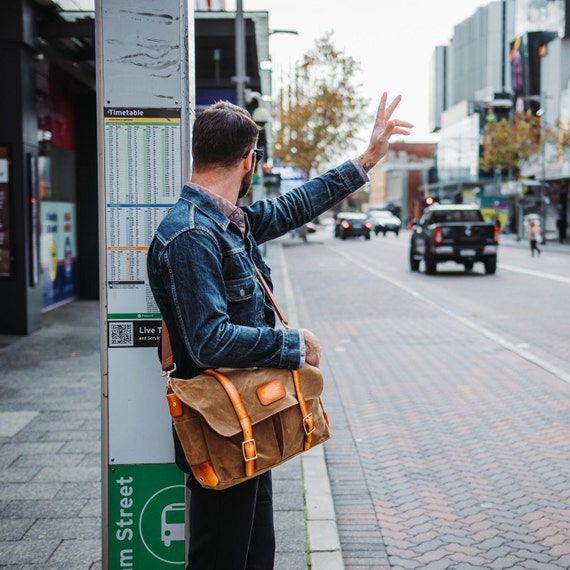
[{"xmin": 409, "ymin": 204, "xmax": 499, "ymax": 275}]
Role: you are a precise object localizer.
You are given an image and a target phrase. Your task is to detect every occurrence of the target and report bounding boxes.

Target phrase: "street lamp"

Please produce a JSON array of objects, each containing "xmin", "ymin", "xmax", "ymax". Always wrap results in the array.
[{"xmin": 269, "ymin": 29, "xmax": 299, "ymax": 36}]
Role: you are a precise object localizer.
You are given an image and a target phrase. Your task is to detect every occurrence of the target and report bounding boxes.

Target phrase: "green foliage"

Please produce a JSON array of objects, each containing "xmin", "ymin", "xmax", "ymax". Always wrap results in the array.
[
  {"xmin": 556, "ymin": 119, "xmax": 570, "ymax": 154},
  {"xmin": 273, "ymin": 31, "xmax": 371, "ymax": 175},
  {"xmin": 480, "ymin": 111, "xmax": 546, "ymax": 179}
]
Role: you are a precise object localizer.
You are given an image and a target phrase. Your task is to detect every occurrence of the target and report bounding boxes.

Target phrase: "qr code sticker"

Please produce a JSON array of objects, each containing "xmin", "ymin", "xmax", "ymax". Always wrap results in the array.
[{"xmin": 109, "ymin": 322, "xmax": 134, "ymax": 347}]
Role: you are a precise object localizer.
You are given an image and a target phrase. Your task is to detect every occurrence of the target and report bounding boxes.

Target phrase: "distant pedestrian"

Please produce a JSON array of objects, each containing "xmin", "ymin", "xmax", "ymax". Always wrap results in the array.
[{"xmin": 528, "ymin": 219, "xmax": 541, "ymax": 256}]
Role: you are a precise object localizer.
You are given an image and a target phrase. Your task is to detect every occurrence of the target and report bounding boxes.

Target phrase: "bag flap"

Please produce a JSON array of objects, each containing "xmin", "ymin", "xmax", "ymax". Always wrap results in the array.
[{"xmin": 169, "ymin": 365, "xmax": 323, "ymax": 437}]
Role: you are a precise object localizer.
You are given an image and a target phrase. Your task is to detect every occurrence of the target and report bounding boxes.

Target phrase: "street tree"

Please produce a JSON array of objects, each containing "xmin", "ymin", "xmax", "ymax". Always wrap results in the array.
[
  {"xmin": 556, "ymin": 119, "xmax": 570, "ymax": 157},
  {"xmin": 273, "ymin": 31, "xmax": 371, "ymax": 176},
  {"xmin": 480, "ymin": 111, "xmax": 544, "ymax": 179}
]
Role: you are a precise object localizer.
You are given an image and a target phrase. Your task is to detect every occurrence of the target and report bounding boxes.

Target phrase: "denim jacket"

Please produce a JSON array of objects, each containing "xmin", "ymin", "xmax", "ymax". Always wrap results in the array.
[{"xmin": 147, "ymin": 159, "xmax": 366, "ymax": 381}]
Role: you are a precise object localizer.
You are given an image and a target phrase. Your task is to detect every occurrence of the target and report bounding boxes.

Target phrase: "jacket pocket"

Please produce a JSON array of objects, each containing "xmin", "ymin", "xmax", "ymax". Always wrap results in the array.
[{"xmin": 225, "ymin": 275, "xmax": 256, "ymax": 302}]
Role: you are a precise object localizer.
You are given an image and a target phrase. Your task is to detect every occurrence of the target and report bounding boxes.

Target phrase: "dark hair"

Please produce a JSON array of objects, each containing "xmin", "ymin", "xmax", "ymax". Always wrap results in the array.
[{"xmin": 192, "ymin": 101, "xmax": 260, "ymax": 169}]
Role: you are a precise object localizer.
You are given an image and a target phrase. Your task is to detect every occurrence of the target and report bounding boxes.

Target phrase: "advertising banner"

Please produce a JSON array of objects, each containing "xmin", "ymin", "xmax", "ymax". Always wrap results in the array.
[{"xmin": 40, "ymin": 201, "xmax": 76, "ymax": 307}]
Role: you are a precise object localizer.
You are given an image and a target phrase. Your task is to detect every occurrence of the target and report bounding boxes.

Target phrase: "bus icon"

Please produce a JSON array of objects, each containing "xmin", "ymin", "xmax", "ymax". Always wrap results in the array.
[{"xmin": 161, "ymin": 502, "xmax": 185, "ymax": 547}]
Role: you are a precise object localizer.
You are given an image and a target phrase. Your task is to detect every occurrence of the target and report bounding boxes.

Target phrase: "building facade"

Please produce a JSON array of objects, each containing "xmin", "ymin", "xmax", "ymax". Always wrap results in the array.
[{"xmin": 429, "ymin": 0, "xmax": 570, "ymax": 239}]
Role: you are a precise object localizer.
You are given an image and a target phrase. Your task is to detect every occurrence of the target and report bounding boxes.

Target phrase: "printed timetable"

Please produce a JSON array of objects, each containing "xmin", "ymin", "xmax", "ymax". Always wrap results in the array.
[
  {"xmin": 104, "ymin": 108, "xmax": 181, "ymax": 315},
  {"xmin": 104, "ymin": 108, "xmax": 181, "ymax": 204}
]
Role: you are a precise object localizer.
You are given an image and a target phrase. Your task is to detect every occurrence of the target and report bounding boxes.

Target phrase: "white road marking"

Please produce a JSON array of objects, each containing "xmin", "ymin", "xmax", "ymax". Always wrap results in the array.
[{"xmin": 498, "ymin": 263, "xmax": 570, "ymax": 284}]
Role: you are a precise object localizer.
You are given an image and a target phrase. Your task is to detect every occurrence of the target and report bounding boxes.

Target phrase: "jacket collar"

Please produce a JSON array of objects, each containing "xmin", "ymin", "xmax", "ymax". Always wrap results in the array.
[{"xmin": 179, "ymin": 183, "xmax": 234, "ymax": 232}]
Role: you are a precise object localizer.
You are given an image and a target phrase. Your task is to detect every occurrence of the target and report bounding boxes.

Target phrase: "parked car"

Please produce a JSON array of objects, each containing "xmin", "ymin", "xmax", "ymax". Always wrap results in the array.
[
  {"xmin": 334, "ymin": 212, "xmax": 372, "ymax": 240},
  {"xmin": 409, "ymin": 204, "xmax": 499, "ymax": 274},
  {"xmin": 369, "ymin": 209, "xmax": 401, "ymax": 236}
]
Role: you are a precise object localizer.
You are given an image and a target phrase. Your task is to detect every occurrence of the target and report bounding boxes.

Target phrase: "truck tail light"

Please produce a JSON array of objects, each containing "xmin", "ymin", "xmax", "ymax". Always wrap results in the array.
[
  {"xmin": 365, "ymin": 221, "xmax": 372, "ymax": 229},
  {"xmin": 494, "ymin": 225, "xmax": 500, "ymax": 244},
  {"xmin": 434, "ymin": 227, "xmax": 443, "ymax": 245}
]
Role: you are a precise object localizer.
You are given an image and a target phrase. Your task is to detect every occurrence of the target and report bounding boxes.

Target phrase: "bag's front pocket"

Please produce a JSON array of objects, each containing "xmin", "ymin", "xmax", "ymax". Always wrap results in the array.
[
  {"xmin": 278, "ymin": 407, "xmax": 306, "ymax": 459},
  {"xmin": 249, "ymin": 417, "xmax": 282, "ymax": 472},
  {"xmin": 173, "ymin": 414, "xmax": 209, "ymax": 466}
]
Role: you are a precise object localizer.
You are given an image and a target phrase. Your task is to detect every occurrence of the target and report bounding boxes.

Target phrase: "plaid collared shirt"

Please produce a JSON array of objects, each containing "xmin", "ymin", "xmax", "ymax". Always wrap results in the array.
[{"xmin": 193, "ymin": 184, "xmax": 246, "ymax": 236}]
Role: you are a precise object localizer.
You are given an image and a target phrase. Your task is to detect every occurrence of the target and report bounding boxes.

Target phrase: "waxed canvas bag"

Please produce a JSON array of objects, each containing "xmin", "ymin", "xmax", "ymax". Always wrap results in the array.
[
  {"xmin": 164, "ymin": 364, "xmax": 330, "ymax": 490},
  {"xmin": 161, "ymin": 267, "xmax": 330, "ymax": 491}
]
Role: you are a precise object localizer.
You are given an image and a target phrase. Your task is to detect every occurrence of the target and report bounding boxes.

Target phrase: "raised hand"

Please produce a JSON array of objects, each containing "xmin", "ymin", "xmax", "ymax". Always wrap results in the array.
[{"xmin": 359, "ymin": 92, "xmax": 414, "ymax": 173}]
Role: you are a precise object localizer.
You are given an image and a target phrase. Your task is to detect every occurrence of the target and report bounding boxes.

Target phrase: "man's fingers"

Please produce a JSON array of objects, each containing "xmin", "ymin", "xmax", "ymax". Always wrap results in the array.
[
  {"xmin": 387, "ymin": 119, "xmax": 414, "ymax": 132},
  {"xmin": 384, "ymin": 94, "xmax": 402, "ymax": 120},
  {"xmin": 378, "ymin": 119, "xmax": 414, "ymax": 142}
]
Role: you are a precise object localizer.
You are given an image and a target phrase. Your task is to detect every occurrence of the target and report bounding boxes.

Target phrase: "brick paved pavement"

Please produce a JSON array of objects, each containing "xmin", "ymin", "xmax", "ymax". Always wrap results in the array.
[{"xmin": 283, "ymin": 237, "xmax": 570, "ymax": 570}]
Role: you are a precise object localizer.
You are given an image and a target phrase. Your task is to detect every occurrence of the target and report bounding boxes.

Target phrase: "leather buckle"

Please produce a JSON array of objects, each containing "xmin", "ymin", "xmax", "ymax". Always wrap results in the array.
[
  {"xmin": 242, "ymin": 438, "xmax": 258, "ymax": 462},
  {"xmin": 303, "ymin": 413, "xmax": 315, "ymax": 436}
]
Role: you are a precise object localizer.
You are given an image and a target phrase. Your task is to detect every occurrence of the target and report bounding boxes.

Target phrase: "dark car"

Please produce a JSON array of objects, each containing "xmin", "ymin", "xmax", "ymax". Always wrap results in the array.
[
  {"xmin": 409, "ymin": 204, "xmax": 499, "ymax": 274},
  {"xmin": 334, "ymin": 212, "xmax": 372, "ymax": 240},
  {"xmin": 369, "ymin": 209, "xmax": 402, "ymax": 236}
]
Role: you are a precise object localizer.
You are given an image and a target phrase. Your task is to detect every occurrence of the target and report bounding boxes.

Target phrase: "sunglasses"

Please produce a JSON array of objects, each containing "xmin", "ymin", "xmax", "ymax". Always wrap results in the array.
[{"xmin": 243, "ymin": 147, "xmax": 264, "ymax": 167}]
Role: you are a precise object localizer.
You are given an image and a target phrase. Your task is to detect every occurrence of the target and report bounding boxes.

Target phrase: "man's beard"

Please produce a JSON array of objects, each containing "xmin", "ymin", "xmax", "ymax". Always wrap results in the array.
[{"xmin": 238, "ymin": 169, "xmax": 254, "ymax": 199}]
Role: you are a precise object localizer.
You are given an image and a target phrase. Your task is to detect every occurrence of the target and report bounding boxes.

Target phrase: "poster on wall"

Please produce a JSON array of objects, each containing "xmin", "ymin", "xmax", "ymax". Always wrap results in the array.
[
  {"xmin": 0, "ymin": 146, "xmax": 11, "ymax": 278},
  {"xmin": 40, "ymin": 201, "xmax": 76, "ymax": 308}
]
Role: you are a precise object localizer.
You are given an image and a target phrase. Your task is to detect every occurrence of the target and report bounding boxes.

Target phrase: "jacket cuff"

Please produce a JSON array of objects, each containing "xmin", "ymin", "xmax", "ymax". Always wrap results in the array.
[{"xmin": 280, "ymin": 329, "xmax": 305, "ymax": 369}]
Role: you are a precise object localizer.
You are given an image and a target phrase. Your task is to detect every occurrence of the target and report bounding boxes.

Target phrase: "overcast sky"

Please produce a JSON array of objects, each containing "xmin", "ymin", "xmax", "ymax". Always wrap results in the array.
[{"xmin": 229, "ymin": 0, "xmax": 492, "ymax": 142}]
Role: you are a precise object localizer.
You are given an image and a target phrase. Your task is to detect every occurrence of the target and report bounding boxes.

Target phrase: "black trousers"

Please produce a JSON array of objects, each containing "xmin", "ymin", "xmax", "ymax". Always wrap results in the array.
[{"xmin": 186, "ymin": 471, "xmax": 275, "ymax": 570}]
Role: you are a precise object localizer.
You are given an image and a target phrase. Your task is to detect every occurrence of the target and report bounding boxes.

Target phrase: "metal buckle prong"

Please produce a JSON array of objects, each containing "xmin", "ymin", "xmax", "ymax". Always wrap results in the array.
[{"xmin": 242, "ymin": 438, "xmax": 258, "ymax": 462}]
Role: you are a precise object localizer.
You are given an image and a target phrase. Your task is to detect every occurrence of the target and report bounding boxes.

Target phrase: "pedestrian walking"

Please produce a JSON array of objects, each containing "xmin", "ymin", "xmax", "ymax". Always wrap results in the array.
[
  {"xmin": 528, "ymin": 218, "xmax": 541, "ymax": 256},
  {"xmin": 146, "ymin": 93, "xmax": 413, "ymax": 569}
]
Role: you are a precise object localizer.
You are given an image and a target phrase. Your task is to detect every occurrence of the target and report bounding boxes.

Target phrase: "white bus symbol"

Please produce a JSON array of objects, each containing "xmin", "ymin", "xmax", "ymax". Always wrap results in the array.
[{"xmin": 161, "ymin": 502, "xmax": 185, "ymax": 547}]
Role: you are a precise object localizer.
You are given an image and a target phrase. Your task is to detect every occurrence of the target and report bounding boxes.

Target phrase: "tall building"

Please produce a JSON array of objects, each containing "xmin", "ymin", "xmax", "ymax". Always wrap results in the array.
[
  {"xmin": 429, "ymin": 0, "xmax": 516, "ymax": 192},
  {"xmin": 429, "ymin": 0, "xmax": 570, "ymax": 238}
]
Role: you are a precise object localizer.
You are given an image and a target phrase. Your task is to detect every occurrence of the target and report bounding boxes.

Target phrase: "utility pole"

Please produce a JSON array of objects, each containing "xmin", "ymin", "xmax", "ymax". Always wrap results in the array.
[
  {"xmin": 234, "ymin": 0, "xmax": 249, "ymax": 108},
  {"xmin": 538, "ymin": 92, "xmax": 548, "ymax": 244}
]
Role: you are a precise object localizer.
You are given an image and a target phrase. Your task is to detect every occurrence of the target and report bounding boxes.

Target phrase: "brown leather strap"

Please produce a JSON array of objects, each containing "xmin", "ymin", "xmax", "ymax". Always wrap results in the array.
[
  {"xmin": 161, "ymin": 319, "xmax": 174, "ymax": 373},
  {"xmin": 291, "ymin": 369, "xmax": 315, "ymax": 450},
  {"xmin": 255, "ymin": 266, "xmax": 289, "ymax": 329},
  {"xmin": 204, "ymin": 369, "xmax": 257, "ymax": 477}
]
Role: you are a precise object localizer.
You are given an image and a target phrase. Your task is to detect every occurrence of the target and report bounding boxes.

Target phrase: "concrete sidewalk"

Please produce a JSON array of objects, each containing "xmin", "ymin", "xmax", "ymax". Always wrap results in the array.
[{"xmin": 0, "ymin": 238, "xmax": 342, "ymax": 570}]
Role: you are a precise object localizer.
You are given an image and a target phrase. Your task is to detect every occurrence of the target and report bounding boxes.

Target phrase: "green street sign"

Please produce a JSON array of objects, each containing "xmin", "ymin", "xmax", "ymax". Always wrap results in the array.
[{"xmin": 108, "ymin": 464, "xmax": 185, "ymax": 568}]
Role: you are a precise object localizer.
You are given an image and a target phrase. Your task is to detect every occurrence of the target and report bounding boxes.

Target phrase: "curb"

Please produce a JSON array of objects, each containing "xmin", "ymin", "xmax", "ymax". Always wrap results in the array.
[
  {"xmin": 302, "ymin": 447, "xmax": 344, "ymax": 570},
  {"xmin": 272, "ymin": 240, "xmax": 344, "ymax": 570}
]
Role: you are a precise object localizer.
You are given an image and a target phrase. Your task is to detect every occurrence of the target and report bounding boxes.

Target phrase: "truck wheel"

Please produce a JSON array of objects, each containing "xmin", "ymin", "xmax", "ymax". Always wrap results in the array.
[
  {"xmin": 484, "ymin": 255, "xmax": 497, "ymax": 274},
  {"xmin": 425, "ymin": 254, "xmax": 437, "ymax": 275},
  {"xmin": 409, "ymin": 250, "xmax": 420, "ymax": 271}
]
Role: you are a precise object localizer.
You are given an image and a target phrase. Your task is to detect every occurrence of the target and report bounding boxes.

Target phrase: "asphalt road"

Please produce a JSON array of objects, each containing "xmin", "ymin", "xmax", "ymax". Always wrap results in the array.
[{"xmin": 279, "ymin": 227, "xmax": 570, "ymax": 570}]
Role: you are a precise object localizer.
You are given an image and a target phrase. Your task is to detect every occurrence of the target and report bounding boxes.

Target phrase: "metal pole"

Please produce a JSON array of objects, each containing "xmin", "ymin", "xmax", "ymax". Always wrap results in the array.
[
  {"xmin": 540, "ymin": 92, "xmax": 547, "ymax": 244},
  {"xmin": 235, "ymin": 0, "xmax": 246, "ymax": 107}
]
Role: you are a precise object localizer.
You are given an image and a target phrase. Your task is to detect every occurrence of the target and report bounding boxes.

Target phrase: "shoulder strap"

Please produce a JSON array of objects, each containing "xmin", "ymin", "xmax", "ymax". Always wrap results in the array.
[
  {"xmin": 161, "ymin": 320, "xmax": 174, "ymax": 374},
  {"xmin": 254, "ymin": 266, "xmax": 289, "ymax": 329}
]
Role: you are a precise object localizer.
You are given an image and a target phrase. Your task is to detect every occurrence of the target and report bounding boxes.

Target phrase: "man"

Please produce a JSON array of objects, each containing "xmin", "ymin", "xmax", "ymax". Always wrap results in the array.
[{"xmin": 147, "ymin": 93, "xmax": 412, "ymax": 569}]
